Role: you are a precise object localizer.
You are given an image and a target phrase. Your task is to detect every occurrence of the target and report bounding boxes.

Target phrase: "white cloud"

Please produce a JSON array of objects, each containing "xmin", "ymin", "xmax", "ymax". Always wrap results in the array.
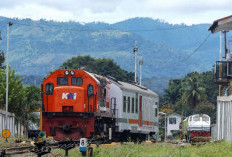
[{"xmin": 0, "ymin": 0, "xmax": 231, "ymax": 24}]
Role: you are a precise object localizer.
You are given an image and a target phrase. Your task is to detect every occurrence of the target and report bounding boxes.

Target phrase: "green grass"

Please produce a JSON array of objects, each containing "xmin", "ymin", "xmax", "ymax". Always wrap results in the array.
[
  {"xmin": 0, "ymin": 137, "xmax": 31, "ymax": 148},
  {"xmin": 52, "ymin": 141, "xmax": 232, "ymax": 157},
  {"xmin": 1, "ymin": 139, "xmax": 232, "ymax": 157}
]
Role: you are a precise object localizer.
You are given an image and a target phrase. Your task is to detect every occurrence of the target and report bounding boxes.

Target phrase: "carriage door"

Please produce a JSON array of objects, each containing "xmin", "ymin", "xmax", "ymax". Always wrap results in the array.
[{"xmin": 139, "ymin": 96, "xmax": 143, "ymax": 127}]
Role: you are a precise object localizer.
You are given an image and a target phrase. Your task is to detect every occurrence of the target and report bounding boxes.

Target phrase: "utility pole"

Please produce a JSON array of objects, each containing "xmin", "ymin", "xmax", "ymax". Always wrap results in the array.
[
  {"xmin": 133, "ymin": 41, "xmax": 138, "ymax": 83},
  {"xmin": 139, "ymin": 56, "xmax": 143, "ymax": 85},
  {"xmin": 219, "ymin": 31, "xmax": 222, "ymax": 96},
  {"xmin": 223, "ymin": 31, "xmax": 228, "ymax": 59},
  {"xmin": 0, "ymin": 30, "xmax": 2, "ymax": 40},
  {"xmin": 5, "ymin": 22, "xmax": 13, "ymax": 129},
  {"xmin": 159, "ymin": 112, "xmax": 167, "ymax": 141}
]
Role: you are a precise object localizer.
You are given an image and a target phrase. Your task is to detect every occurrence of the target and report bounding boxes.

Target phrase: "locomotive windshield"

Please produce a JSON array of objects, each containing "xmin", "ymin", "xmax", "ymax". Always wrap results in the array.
[
  {"xmin": 193, "ymin": 115, "xmax": 200, "ymax": 121},
  {"xmin": 203, "ymin": 116, "xmax": 210, "ymax": 121},
  {"xmin": 71, "ymin": 77, "xmax": 83, "ymax": 85},
  {"xmin": 57, "ymin": 77, "xmax": 68, "ymax": 85}
]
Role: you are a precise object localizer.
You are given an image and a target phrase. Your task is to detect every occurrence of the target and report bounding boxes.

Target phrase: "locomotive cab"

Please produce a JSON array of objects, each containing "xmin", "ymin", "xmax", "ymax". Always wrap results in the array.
[
  {"xmin": 42, "ymin": 70, "xmax": 99, "ymax": 113},
  {"xmin": 41, "ymin": 69, "xmax": 112, "ymax": 140}
]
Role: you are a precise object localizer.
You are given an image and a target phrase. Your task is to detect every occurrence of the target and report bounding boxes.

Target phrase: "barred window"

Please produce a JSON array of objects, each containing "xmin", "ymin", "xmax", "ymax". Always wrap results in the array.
[
  {"xmin": 57, "ymin": 77, "xmax": 68, "ymax": 85},
  {"xmin": 169, "ymin": 118, "xmax": 176, "ymax": 124},
  {"xmin": 71, "ymin": 77, "xmax": 83, "ymax": 85}
]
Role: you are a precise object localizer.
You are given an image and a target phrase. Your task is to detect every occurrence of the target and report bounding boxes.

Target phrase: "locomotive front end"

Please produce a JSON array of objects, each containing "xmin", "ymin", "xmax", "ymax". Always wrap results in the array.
[{"xmin": 41, "ymin": 70, "xmax": 97, "ymax": 140}]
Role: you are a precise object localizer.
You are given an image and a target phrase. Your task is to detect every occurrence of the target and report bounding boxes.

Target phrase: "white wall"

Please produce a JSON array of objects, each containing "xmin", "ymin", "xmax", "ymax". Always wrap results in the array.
[
  {"xmin": 0, "ymin": 109, "xmax": 15, "ymax": 137},
  {"xmin": 216, "ymin": 95, "xmax": 232, "ymax": 141},
  {"xmin": 167, "ymin": 114, "xmax": 182, "ymax": 136}
]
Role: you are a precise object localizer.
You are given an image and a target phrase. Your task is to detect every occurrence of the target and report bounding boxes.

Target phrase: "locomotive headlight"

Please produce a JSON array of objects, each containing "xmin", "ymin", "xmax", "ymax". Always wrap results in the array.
[
  {"xmin": 64, "ymin": 70, "xmax": 69, "ymax": 75},
  {"xmin": 70, "ymin": 70, "xmax": 75, "ymax": 76}
]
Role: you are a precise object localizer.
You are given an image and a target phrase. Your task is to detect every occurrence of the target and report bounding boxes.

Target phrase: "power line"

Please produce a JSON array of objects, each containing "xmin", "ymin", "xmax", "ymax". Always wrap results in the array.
[
  {"xmin": 140, "ymin": 33, "xmax": 212, "ymax": 70},
  {"xmin": 176, "ymin": 33, "xmax": 211, "ymax": 63},
  {"xmin": 161, "ymin": 33, "xmax": 211, "ymax": 68}
]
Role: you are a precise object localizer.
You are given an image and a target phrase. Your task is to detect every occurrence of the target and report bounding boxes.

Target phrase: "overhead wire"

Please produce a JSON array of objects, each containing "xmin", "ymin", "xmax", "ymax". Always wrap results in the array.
[
  {"xmin": 172, "ymin": 33, "xmax": 211, "ymax": 65},
  {"xmin": 135, "ymin": 32, "xmax": 212, "ymax": 72}
]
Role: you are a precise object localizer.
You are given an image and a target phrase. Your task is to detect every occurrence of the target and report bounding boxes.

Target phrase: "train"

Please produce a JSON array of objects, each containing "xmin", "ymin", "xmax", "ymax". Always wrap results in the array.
[
  {"xmin": 41, "ymin": 69, "xmax": 159, "ymax": 142},
  {"xmin": 180, "ymin": 114, "xmax": 211, "ymax": 143}
]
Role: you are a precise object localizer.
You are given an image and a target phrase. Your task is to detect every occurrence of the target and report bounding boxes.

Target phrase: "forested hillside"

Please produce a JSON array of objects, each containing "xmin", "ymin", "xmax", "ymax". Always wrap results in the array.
[{"xmin": 0, "ymin": 16, "xmax": 222, "ymax": 94}]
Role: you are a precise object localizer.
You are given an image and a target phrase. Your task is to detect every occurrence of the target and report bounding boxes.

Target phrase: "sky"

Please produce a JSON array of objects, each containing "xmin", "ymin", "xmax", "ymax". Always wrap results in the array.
[{"xmin": 0, "ymin": 0, "xmax": 232, "ymax": 25}]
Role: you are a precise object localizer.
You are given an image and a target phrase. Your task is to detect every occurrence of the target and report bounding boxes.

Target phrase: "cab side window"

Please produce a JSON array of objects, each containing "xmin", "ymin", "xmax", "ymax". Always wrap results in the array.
[{"xmin": 46, "ymin": 83, "xmax": 54, "ymax": 95}]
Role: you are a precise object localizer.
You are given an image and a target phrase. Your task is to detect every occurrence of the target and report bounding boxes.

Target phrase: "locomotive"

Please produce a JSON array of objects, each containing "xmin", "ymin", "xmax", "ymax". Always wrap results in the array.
[
  {"xmin": 180, "ymin": 114, "xmax": 211, "ymax": 143},
  {"xmin": 41, "ymin": 69, "xmax": 159, "ymax": 142}
]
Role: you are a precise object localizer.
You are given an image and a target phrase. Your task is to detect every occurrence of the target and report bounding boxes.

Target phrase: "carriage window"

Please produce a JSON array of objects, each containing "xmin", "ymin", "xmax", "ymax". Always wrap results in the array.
[
  {"xmin": 127, "ymin": 97, "xmax": 130, "ymax": 113},
  {"xmin": 57, "ymin": 77, "xmax": 68, "ymax": 85},
  {"xmin": 71, "ymin": 77, "xmax": 83, "ymax": 85},
  {"xmin": 123, "ymin": 96, "xmax": 126, "ymax": 112},
  {"xmin": 135, "ymin": 94, "xmax": 138, "ymax": 113},
  {"xmin": 46, "ymin": 83, "xmax": 54, "ymax": 95},
  {"xmin": 132, "ymin": 98, "xmax": 135, "ymax": 113}
]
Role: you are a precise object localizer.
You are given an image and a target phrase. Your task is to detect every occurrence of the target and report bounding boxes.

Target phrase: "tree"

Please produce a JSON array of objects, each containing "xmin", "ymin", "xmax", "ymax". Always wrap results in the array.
[
  {"xmin": 61, "ymin": 55, "xmax": 134, "ymax": 82},
  {"xmin": 0, "ymin": 68, "xmax": 25, "ymax": 116},
  {"xmin": 23, "ymin": 85, "xmax": 41, "ymax": 133},
  {"xmin": 0, "ymin": 51, "xmax": 4, "ymax": 68},
  {"xmin": 195, "ymin": 101, "xmax": 216, "ymax": 121},
  {"xmin": 181, "ymin": 72, "xmax": 207, "ymax": 108},
  {"xmin": 201, "ymin": 71, "xmax": 218, "ymax": 105},
  {"xmin": 164, "ymin": 70, "xmax": 217, "ymax": 118},
  {"xmin": 163, "ymin": 79, "xmax": 182, "ymax": 105}
]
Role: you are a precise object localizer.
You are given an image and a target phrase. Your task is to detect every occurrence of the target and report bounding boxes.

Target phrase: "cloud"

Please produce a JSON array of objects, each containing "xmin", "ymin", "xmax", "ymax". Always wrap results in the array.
[{"xmin": 0, "ymin": 0, "xmax": 232, "ymax": 24}]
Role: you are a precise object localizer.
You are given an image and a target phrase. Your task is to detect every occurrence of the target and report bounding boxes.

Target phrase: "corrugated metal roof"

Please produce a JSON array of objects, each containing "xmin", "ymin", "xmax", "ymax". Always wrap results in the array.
[
  {"xmin": 209, "ymin": 15, "xmax": 232, "ymax": 33},
  {"xmin": 109, "ymin": 78, "xmax": 159, "ymax": 97},
  {"xmin": 85, "ymin": 72, "xmax": 158, "ymax": 97}
]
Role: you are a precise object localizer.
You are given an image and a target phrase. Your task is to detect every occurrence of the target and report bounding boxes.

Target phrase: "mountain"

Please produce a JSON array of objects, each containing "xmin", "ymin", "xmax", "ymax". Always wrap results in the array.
[{"xmin": 0, "ymin": 16, "xmax": 223, "ymax": 94}]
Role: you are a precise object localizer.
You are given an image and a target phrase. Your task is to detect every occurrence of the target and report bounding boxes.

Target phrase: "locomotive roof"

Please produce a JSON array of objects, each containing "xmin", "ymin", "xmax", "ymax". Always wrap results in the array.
[
  {"xmin": 109, "ymin": 78, "xmax": 159, "ymax": 97},
  {"xmin": 184, "ymin": 114, "xmax": 210, "ymax": 121}
]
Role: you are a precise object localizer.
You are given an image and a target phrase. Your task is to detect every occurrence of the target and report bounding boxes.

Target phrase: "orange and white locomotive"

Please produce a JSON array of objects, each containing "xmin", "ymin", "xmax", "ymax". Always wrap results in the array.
[{"xmin": 41, "ymin": 69, "xmax": 159, "ymax": 141}]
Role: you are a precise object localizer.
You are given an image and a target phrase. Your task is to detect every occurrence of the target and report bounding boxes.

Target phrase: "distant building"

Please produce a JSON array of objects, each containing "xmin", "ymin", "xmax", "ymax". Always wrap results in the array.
[{"xmin": 167, "ymin": 113, "xmax": 183, "ymax": 136}]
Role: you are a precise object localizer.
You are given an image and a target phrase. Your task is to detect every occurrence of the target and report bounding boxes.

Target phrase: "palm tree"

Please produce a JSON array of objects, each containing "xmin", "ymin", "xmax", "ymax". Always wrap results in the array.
[
  {"xmin": 182, "ymin": 75, "xmax": 207, "ymax": 108},
  {"xmin": 164, "ymin": 79, "xmax": 182, "ymax": 106}
]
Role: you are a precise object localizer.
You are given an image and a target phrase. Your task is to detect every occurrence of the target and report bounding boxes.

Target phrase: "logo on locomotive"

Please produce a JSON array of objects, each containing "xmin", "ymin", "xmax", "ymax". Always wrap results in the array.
[{"xmin": 62, "ymin": 93, "xmax": 77, "ymax": 100}]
